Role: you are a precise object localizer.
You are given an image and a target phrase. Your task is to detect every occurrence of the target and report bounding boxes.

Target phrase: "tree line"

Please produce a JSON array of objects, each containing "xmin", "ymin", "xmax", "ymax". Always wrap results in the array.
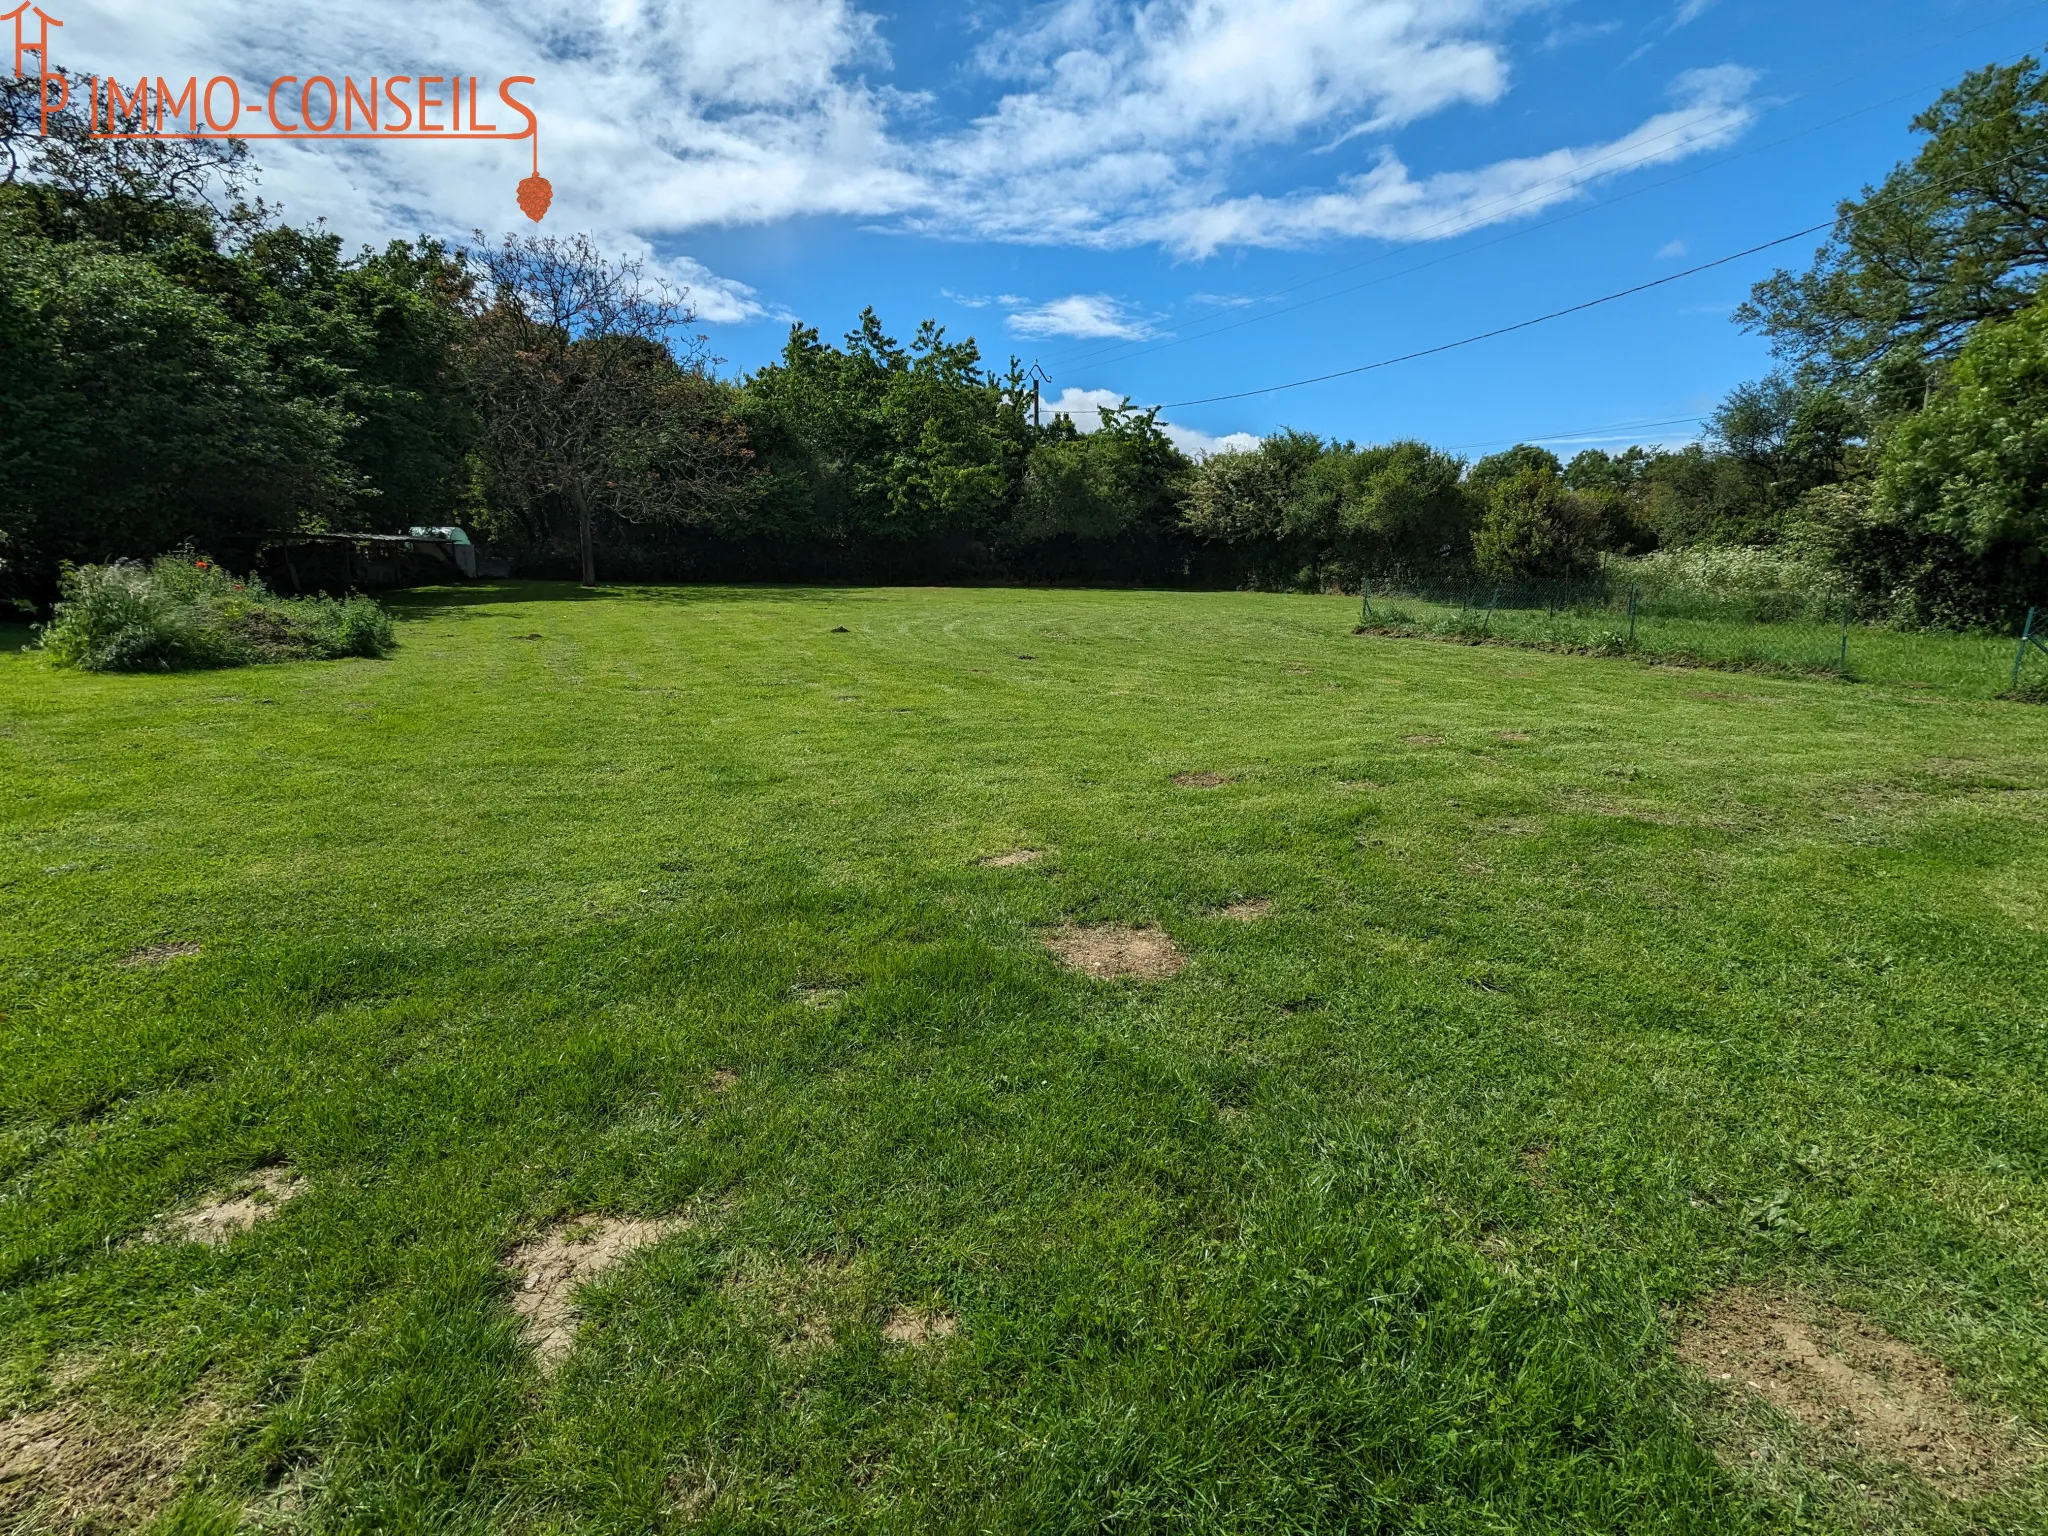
[{"xmin": 4, "ymin": 55, "xmax": 2046, "ymax": 628}]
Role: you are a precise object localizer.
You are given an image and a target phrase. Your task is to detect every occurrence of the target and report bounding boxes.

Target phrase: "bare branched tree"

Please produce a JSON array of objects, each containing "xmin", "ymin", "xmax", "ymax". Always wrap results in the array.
[{"xmin": 461, "ymin": 232, "xmax": 752, "ymax": 585}]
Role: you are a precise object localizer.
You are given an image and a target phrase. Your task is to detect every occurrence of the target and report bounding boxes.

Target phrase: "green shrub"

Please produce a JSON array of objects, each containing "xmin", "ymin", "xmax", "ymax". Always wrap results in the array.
[{"xmin": 36, "ymin": 553, "xmax": 396, "ymax": 671}]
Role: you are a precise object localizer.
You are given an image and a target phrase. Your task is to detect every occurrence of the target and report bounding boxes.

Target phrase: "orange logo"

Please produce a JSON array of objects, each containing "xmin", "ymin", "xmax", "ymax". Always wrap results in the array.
[{"xmin": 3, "ymin": 3, "xmax": 551, "ymax": 221}]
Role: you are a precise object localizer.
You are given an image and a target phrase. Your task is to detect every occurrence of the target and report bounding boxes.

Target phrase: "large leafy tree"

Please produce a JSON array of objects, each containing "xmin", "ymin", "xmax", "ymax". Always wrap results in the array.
[
  {"xmin": 462, "ymin": 232, "xmax": 755, "ymax": 585},
  {"xmin": 1814, "ymin": 300, "xmax": 2048, "ymax": 625},
  {"xmin": 0, "ymin": 230, "xmax": 348, "ymax": 595},
  {"xmin": 0, "ymin": 68, "xmax": 480, "ymax": 602},
  {"xmin": 1738, "ymin": 56, "xmax": 2048, "ymax": 380},
  {"xmin": 739, "ymin": 311, "xmax": 1029, "ymax": 546}
]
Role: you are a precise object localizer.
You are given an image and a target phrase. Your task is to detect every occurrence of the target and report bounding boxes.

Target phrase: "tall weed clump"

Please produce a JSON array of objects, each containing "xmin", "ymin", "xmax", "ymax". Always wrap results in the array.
[
  {"xmin": 37, "ymin": 554, "xmax": 395, "ymax": 672},
  {"xmin": 1604, "ymin": 546, "xmax": 1849, "ymax": 622}
]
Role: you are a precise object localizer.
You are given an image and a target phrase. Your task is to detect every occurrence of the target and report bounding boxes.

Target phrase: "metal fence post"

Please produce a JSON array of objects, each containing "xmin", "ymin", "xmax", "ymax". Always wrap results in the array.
[
  {"xmin": 1482, "ymin": 585, "xmax": 1501, "ymax": 637},
  {"xmin": 1360, "ymin": 580, "xmax": 1374, "ymax": 625},
  {"xmin": 1627, "ymin": 587, "xmax": 1638, "ymax": 649},
  {"xmin": 1837, "ymin": 605, "xmax": 1851, "ymax": 674},
  {"xmin": 2016, "ymin": 606, "xmax": 2039, "ymax": 689}
]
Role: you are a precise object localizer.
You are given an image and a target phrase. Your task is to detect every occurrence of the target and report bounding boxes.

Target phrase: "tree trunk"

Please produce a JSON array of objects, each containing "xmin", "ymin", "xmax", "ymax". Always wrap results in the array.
[{"xmin": 569, "ymin": 482, "xmax": 596, "ymax": 586}]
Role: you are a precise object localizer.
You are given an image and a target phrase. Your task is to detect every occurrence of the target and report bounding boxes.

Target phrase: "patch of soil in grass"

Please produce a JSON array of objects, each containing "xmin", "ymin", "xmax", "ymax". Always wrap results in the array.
[
  {"xmin": 978, "ymin": 849, "xmax": 1042, "ymax": 867},
  {"xmin": 0, "ymin": 1396, "xmax": 221, "ymax": 1529},
  {"xmin": 1519, "ymin": 1144, "xmax": 1551, "ymax": 1186},
  {"xmin": 1676, "ymin": 1288, "xmax": 2021, "ymax": 1495},
  {"xmin": 1218, "ymin": 899, "xmax": 1272, "ymax": 921},
  {"xmin": 707, "ymin": 1069, "xmax": 739, "ymax": 1093},
  {"xmin": 504, "ymin": 1215, "xmax": 690, "ymax": 1365},
  {"xmin": 1171, "ymin": 771, "xmax": 1234, "ymax": 788},
  {"xmin": 156, "ymin": 1167, "xmax": 303, "ymax": 1246},
  {"xmin": 1044, "ymin": 924, "xmax": 1186, "ymax": 981},
  {"xmin": 791, "ymin": 983, "xmax": 846, "ymax": 1010},
  {"xmin": 122, "ymin": 941, "xmax": 201, "ymax": 968},
  {"xmin": 881, "ymin": 1307, "xmax": 959, "ymax": 1346}
]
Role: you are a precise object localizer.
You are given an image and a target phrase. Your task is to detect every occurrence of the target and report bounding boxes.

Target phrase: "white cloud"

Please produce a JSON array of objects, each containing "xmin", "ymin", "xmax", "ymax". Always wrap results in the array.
[
  {"xmin": 1672, "ymin": 0, "xmax": 1716, "ymax": 26},
  {"xmin": 1007, "ymin": 294, "xmax": 1158, "ymax": 340},
  {"xmin": 55, "ymin": 0, "xmax": 917, "ymax": 316},
  {"xmin": 1656, "ymin": 237, "xmax": 1688, "ymax": 259},
  {"xmin": 922, "ymin": 0, "xmax": 1526, "ymax": 246},
  {"xmin": 1139, "ymin": 65, "xmax": 1757, "ymax": 256},
  {"xmin": 45, "ymin": 0, "xmax": 1760, "ymax": 296},
  {"xmin": 1038, "ymin": 386, "xmax": 1258, "ymax": 458}
]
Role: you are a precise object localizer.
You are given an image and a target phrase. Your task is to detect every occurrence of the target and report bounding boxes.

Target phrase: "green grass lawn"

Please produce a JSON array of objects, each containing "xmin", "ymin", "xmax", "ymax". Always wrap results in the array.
[{"xmin": 4, "ymin": 583, "xmax": 2047, "ymax": 1534}]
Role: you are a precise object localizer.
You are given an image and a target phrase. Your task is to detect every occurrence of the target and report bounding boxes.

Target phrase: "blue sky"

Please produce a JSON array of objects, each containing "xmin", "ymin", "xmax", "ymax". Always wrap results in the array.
[{"xmin": 74, "ymin": 0, "xmax": 2048, "ymax": 455}]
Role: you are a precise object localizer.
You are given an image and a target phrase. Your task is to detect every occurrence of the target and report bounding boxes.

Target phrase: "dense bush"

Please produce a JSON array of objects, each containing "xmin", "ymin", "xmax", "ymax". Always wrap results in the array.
[{"xmin": 37, "ymin": 555, "xmax": 394, "ymax": 671}]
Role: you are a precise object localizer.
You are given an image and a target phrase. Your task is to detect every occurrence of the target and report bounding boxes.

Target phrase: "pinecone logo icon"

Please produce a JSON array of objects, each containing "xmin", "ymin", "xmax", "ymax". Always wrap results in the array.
[{"xmin": 517, "ymin": 174, "xmax": 553, "ymax": 222}]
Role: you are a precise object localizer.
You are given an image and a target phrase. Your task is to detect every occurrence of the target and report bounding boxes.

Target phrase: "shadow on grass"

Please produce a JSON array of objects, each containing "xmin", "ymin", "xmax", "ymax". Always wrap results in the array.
[{"xmin": 380, "ymin": 580, "xmax": 888, "ymax": 623}]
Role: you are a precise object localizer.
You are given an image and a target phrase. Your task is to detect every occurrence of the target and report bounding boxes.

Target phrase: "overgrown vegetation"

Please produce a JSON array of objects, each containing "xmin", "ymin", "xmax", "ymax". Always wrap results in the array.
[{"xmin": 36, "ymin": 554, "xmax": 393, "ymax": 671}]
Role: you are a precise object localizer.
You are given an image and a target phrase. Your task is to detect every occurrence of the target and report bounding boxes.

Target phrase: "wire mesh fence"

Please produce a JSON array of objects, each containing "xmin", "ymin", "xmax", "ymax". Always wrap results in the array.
[{"xmin": 1355, "ymin": 576, "xmax": 2044, "ymax": 703}]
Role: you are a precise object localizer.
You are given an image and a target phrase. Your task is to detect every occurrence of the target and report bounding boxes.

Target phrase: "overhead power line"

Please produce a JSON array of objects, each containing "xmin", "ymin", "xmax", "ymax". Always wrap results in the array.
[
  {"xmin": 1150, "ymin": 224, "xmax": 1833, "ymax": 410},
  {"xmin": 1038, "ymin": 12, "xmax": 2046, "ymax": 379}
]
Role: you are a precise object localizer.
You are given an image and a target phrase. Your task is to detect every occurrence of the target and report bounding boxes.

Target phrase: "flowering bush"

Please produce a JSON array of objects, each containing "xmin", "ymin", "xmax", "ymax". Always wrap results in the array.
[{"xmin": 37, "ymin": 553, "xmax": 395, "ymax": 671}]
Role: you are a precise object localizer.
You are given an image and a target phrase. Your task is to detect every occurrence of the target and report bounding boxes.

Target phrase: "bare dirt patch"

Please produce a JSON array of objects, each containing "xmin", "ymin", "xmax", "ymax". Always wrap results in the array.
[
  {"xmin": 1044, "ymin": 924, "xmax": 1186, "ymax": 981},
  {"xmin": 1217, "ymin": 899, "xmax": 1272, "ymax": 921},
  {"xmin": 122, "ymin": 941, "xmax": 201, "ymax": 968},
  {"xmin": 881, "ymin": 1307, "xmax": 959, "ymax": 1347},
  {"xmin": 157, "ymin": 1167, "xmax": 303, "ymax": 1246},
  {"xmin": 978, "ymin": 849, "xmax": 1043, "ymax": 867},
  {"xmin": 1171, "ymin": 771, "xmax": 1235, "ymax": 788},
  {"xmin": 1676, "ymin": 1288, "xmax": 2022, "ymax": 1494},
  {"xmin": 707, "ymin": 1069, "xmax": 739, "ymax": 1093},
  {"xmin": 0, "ymin": 1397, "xmax": 221, "ymax": 1529},
  {"xmin": 1519, "ymin": 1144, "xmax": 1551, "ymax": 1186},
  {"xmin": 504, "ymin": 1214, "xmax": 690, "ymax": 1365},
  {"xmin": 791, "ymin": 983, "xmax": 846, "ymax": 1010}
]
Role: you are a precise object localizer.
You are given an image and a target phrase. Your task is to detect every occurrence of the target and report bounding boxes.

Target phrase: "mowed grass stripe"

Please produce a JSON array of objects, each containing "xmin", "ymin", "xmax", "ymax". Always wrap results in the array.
[{"xmin": 1, "ymin": 584, "xmax": 2044, "ymax": 1532}]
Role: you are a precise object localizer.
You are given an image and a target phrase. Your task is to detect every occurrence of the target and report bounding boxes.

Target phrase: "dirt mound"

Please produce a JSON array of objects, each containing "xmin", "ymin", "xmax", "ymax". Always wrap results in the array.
[
  {"xmin": 881, "ymin": 1307, "xmax": 959, "ymax": 1346},
  {"xmin": 158, "ymin": 1167, "xmax": 303, "ymax": 1246},
  {"xmin": 978, "ymin": 849, "xmax": 1042, "ymax": 867},
  {"xmin": 1171, "ymin": 771, "xmax": 1234, "ymax": 788},
  {"xmin": 0, "ymin": 1397, "xmax": 220, "ymax": 1529},
  {"xmin": 504, "ymin": 1214, "xmax": 689, "ymax": 1365},
  {"xmin": 1676, "ymin": 1288, "xmax": 2019, "ymax": 1493},
  {"xmin": 1218, "ymin": 899, "xmax": 1272, "ymax": 921},
  {"xmin": 122, "ymin": 941, "xmax": 201, "ymax": 968},
  {"xmin": 1044, "ymin": 924, "xmax": 1185, "ymax": 980}
]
